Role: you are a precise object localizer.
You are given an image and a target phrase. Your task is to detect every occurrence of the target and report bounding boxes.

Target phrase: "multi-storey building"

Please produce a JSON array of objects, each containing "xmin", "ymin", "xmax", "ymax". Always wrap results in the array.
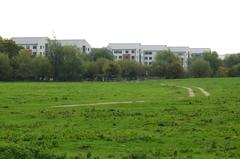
[
  {"xmin": 12, "ymin": 37, "xmax": 49, "ymax": 56},
  {"xmin": 12, "ymin": 37, "xmax": 92, "ymax": 55},
  {"xmin": 107, "ymin": 43, "xmax": 142, "ymax": 62},
  {"xmin": 107, "ymin": 43, "xmax": 211, "ymax": 69},
  {"xmin": 58, "ymin": 39, "xmax": 91, "ymax": 53},
  {"xmin": 141, "ymin": 45, "xmax": 168, "ymax": 65}
]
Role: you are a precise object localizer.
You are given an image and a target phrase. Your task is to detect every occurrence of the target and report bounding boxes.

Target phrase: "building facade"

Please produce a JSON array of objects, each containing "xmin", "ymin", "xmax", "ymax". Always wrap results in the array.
[
  {"xmin": 58, "ymin": 39, "xmax": 91, "ymax": 53},
  {"xmin": 12, "ymin": 37, "xmax": 92, "ymax": 55},
  {"xmin": 12, "ymin": 37, "xmax": 49, "ymax": 56},
  {"xmin": 107, "ymin": 43, "xmax": 142, "ymax": 62},
  {"xmin": 107, "ymin": 43, "xmax": 211, "ymax": 69}
]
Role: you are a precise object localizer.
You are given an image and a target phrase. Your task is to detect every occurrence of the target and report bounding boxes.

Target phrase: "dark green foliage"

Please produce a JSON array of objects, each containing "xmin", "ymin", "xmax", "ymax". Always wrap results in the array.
[
  {"xmin": 189, "ymin": 59, "xmax": 211, "ymax": 77},
  {"xmin": 151, "ymin": 50, "xmax": 184, "ymax": 78},
  {"xmin": 103, "ymin": 61, "xmax": 121, "ymax": 80},
  {"xmin": 224, "ymin": 53, "xmax": 240, "ymax": 67},
  {"xmin": 87, "ymin": 48, "xmax": 114, "ymax": 61},
  {"xmin": 118, "ymin": 60, "xmax": 146, "ymax": 80},
  {"xmin": 202, "ymin": 51, "xmax": 222, "ymax": 76},
  {"xmin": 0, "ymin": 53, "xmax": 12, "ymax": 80},
  {"xmin": 0, "ymin": 38, "xmax": 23, "ymax": 58}
]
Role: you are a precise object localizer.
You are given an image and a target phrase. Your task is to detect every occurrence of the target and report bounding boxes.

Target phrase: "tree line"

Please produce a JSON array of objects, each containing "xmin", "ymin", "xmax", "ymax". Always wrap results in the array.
[{"xmin": 0, "ymin": 37, "xmax": 240, "ymax": 81}]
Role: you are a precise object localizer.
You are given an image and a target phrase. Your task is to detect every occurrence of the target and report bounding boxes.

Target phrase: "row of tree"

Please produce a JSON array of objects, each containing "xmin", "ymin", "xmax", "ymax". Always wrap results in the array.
[{"xmin": 0, "ymin": 37, "xmax": 240, "ymax": 81}]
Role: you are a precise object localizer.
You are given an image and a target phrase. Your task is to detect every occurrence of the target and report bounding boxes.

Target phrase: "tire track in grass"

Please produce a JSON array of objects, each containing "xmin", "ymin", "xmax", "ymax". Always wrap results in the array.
[
  {"xmin": 176, "ymin": 86, "xmax": 195, "ymax": 97},
  {"xmin": 50, "ymin": 101, "xmax": 145, "ymax": 108},
  {"xmin": 196, "ymin": 87, "xmax": 210, "ymax": 97},
  {"xmin": 161, "ymin": 84, "xmax": 195, "ymax": 97}
]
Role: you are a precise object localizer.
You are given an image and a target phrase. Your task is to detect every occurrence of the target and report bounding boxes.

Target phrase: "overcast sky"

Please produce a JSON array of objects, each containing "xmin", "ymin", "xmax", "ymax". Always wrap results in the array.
[{"xmin": 1, "ymin": 0, "xmax": 240, "ymax": 54}]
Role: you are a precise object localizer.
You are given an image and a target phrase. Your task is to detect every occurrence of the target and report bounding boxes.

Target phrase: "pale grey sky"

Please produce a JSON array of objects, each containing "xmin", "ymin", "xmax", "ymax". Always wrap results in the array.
[{"xmin": 1, "ymin": 0, "xmax": 240, "ymax": 54}]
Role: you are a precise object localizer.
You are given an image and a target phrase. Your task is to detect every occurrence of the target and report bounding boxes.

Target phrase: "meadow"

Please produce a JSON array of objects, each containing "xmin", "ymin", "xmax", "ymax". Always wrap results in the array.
[{"xmin": 0, "ymin": 78, "xmax": 239, "ymax": 159}]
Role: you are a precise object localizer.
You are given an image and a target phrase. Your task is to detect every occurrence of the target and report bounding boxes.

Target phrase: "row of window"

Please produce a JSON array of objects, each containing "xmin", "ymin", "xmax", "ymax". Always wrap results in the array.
[
  {"xmin": 116, "ymin": 56, "xmax": 135, "ymax": 60},
  {"xmin": 32, "ymin": 52, "xmax": 45, "ymax": 56},
  {"xmin": 114, "ymin": 50, "xmax": 136, "ymax": 54},
  {"xmin": 26, "ymin": 45, "xmax": 45, "ymax": 50},
  {"xmin": 144, "ymin": 57, "xmax": 152, "ymax": 60}
]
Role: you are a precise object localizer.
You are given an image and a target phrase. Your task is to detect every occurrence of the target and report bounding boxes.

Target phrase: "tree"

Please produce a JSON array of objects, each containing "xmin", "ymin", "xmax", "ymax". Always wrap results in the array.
[
  {"xmin": 95, "ymin": 58, "xmax": 110, "ymax": 81},
  {"xmin": 216, "ymin": 66, "xmax": 229, "ymax": 77},
  {"xmin": 87, "ymin": 48, "xmax": 114, "ymax": 61},
  {"xmin": 167, "ymin": 61, "xmax": 184, "ymax": 78},
  {"xmin": 61, "ymin": 46, "xmax": 84, "ymax": 81},
  {"xmin": 31, "ymin": 56, "xmax": 52, "ymax": 80},
  {"xmin": 103, "ymin": 61, "xmax": 121, "ymax": 80},
  {"xmin": 202, "ymin": 51, "xmax": 221, "ymax": 76},
  {"xmin": 118, "ymin": 60, "xmax": 146, "ymax": 80},
  {"xmin": 83, "ymin": 62, "xmax": 98, "ymax": 80},
  {"xmin": 151, "ymin": 50, "xmax": 183, "ymax": 78},
  {"xmin": 224, "ymin": 53, "xmax": 240, "ymax": 67},
  {"xmin": 189, "ymin": 59, "xmax": 211, "ymax": 77},
  {"xmin": 228, "ymin": 64, "xmax": 240, "ymax": 77},
  {"xmin": 0, "ymin": 53, "xmax": 12, "ymax": 80},
  {"xmin": 47, "ymin": 40, "xmax": 64, "ymax": 81},
  {"xmin": 15, "ymin": 49, "xmax": 33, "ymax": 80},
  {"xmin": 0, "ymin": 38, "xmax": 23, "ymax": 58}
]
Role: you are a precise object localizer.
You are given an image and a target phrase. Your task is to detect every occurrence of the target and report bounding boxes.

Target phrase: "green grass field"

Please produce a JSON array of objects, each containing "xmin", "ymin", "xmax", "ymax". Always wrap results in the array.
[{"xmin": 0, "ymin": 78, "xmax": 240, "ymax": 159}]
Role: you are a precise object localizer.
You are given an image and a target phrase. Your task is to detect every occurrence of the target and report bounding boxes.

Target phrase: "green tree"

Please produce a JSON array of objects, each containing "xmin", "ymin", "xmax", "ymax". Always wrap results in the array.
[
  {"xmin": 103, "ymin": 61, "xmax": 121, "ymax": 80},
  {"xmin": 216, "ymin": 66, "xmax": 229, "ymax": 77},
  {"xmin": 189, "ymin": 59, "xmax": 211, "ymax": 77},
  {"xmin": 31, "ymin": 56, "xmax": 52, "ymax": 80},
  {"xmin": 95, "ymin": 58, "xmax": 110, "ymax": 81},
  {"xmin": 228, "ymin": 64, "xmax": 240, "ymax": 77},
  {"xmin": 47, "ymin": 40, "xmax": 64, "ymax": 80},
  {"xmin": 224, "ymin": 53, "xmax": 240, "ymax": 67},
  {"xmin": 83, "ymin": 62, "xmax": 98, "ymax": 80},
  {"xmin": 0, "ymin": 38, "xmax": 23, "ymax": 58},
  {"xmin": 118, "ymin": 60, "xmax": 146, "ymax": 80},
  {"xmin": 202, "ymin": 51, "xmax": 221, "ymax": 76},
  {"xmin": 151, "ymin": 50, "xmax": 183, "ymax": 78},
  {"xmin": 88, "ymin": 48, "xmax": 114, "ymax": 61},
  {"xmin": 15, "ymin": 49, "xmax": 33, "ymax": 80},
  {"xmin": 61, "ymin": 46, "xmax": 84, "ymax": 81},
  {"xmin": 0, "ymin": 53, "xmax": 12, "ymax": 80}
]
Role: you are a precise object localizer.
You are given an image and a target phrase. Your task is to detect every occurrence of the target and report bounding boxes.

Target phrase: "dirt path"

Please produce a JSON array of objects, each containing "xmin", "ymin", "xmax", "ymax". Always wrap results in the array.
[
  {"xmin": 51, "ymin": 101, "xmax": 145, "ymax": 108},
  {"xmin": 196, "ymin": 87, "xmax": 210, "ymax": 96},
  {"xmin": 161, "ymin": 84, "xmax": 195, "ymax": 97},
  {"xmin": 177, "ymin": 86, "xmax": 195, "ymax": 97}
]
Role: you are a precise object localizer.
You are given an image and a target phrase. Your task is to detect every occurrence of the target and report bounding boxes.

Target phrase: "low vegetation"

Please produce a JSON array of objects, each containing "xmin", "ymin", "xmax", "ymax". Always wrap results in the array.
[{"xmin": 0, "ymin": 78, "xmax": 239, "ymax": 158}]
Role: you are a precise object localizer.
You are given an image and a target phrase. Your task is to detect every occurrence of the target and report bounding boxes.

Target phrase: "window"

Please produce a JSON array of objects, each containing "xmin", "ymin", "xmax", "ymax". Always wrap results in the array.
[
  {"xmin": 40, "ymin": 45, "xmax": 42, "ymax": 49},
  {"xmin": 114, "ymin": 50, "xmax": 122, "ymax": 54},
  {"xmin": 149, "ymin": 62, "xmax": 152, "ymax": 65},
  {"xmin": 32, "ymin": 52, "xmax": 37, "ymax": 56},
  {"xmin": 145, "ymin": 57, "xmax": 148, "ymax": 60},
  {"xmin": 125, "ymin": 50, "xmax": 129, "ymax": 53},
  {"xmin": 144, "ymin": 51, "xmax": 152, "ymax": 55},
  {"xmin": 132, "ymin": 56, "xmax": 135, "ymax": 60},
  {"xmin": 149, "ymin": 57, "xmax": 152, "ymax": 60},
  {"xmin": 83, "ymin": 45, "xmax": 86, "ymax": 53},
  {"xmin": 131, "ymin": 50, "xmax": 135, "ymax": 53},
  {"xmin": 119, "ymin": 56, "xmax": 122, "ymax": 59},
  {"xmin": 40, "ymin": 52, "xmax": 42, "ymax": 56},
  {"xmin": 33, "ymin": 45, "xmax": 37, "ymax": 49}
]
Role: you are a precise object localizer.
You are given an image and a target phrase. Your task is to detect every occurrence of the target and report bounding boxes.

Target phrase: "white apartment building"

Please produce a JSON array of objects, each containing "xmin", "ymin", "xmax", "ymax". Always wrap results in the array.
[
  {"xmin": 12, "ymin": 37, "xmax": 92, "ymax": 55},
  {"xmin": 107, "ymin": 43, "xmax": 211, "ymax": 69},
  {"xmin": 58, "ymin": 39, "xmax": 91, "ymax": 53},
  {"xmin": 12, "ymin": 37, "xmax": 49, "ymax": 56},
  {"xmin": 107, "ymin": 43, "xmax": 142, "ymax": 62},
  {"xmin": 142, "ymin": 45, "xmax": 168, "ymax": 65}
]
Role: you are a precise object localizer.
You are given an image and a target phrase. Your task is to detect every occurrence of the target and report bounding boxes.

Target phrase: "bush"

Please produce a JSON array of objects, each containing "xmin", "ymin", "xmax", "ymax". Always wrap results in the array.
[{"xmin": 189, "ymin": 59, "xmax": 211, "ymax": 77}]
